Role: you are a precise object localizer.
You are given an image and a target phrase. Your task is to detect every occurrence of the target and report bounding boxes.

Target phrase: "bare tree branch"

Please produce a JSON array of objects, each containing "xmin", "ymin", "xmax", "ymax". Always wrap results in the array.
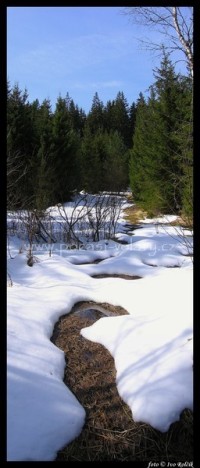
[
  {"xmin": 123, "ymin": 7, "xmax": 193, "ymax": 77},
  {"xmin": 172, "ymin": 7, "xmax": 193, "ymax": 77}
]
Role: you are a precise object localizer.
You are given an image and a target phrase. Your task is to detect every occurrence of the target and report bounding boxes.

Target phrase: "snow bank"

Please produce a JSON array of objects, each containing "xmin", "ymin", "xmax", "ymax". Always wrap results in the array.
[{"xmin": 7, "ymin": 200, "xmax": 193, "ymax": 460}]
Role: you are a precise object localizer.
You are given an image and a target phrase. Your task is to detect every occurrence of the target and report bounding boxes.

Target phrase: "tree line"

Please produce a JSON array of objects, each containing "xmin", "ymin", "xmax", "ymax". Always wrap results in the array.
[
  {"xmin": 7, "ymin": 52, "xmax": 193, "ymax": 219},
  {"xmin": 7, "ymin": 86, "xmax": 134, "ymax": 210}
]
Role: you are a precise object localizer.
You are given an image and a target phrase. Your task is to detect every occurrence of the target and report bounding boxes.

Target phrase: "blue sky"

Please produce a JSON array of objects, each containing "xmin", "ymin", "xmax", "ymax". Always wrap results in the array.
[{"xmin": 7, "ymin": 6, "xmax": 188, "ymax": 114}]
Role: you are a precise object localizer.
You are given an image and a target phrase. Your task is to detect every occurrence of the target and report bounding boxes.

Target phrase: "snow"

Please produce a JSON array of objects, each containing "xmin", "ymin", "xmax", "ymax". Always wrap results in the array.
[
  {"xmin": 81, "ymin": 268, "xmax": 193, "ymax": 432},
  {"xmin": 7, "ymin": 197, "xmax": 193, "ymax": 461},
  {"xmin": 140, "ymin": 214, "xmax": 179, "ymax": 224}
]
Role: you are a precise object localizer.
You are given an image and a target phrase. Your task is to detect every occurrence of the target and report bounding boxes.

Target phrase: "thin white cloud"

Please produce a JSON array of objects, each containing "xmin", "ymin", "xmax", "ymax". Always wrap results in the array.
[
  {"xmin": 8, "ymin": 31, "xmax": 136, "ymax": 79},
  {"xmin": 71, "ymin": 80, "xmax": 123, "ymax": 90}
]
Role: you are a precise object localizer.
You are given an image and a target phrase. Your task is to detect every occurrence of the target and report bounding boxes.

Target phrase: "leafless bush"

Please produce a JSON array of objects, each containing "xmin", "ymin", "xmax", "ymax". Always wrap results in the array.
[
  {"xmin": 57, "ymin": 194, "xmax": 93, "ymax": 248},
  {"xmin": 7, "ymin": 193, "xmax": 126, "ymax": 257},
  {"xmin": 86, "ymin": 194, "xmax": 125, "ymax": 242}
]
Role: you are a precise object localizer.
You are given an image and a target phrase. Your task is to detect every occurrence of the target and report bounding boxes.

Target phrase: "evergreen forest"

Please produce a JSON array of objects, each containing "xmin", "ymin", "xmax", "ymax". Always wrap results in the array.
[{"xmin": 7, "ymin": 53, "xmax": 193, "ymax": 220}]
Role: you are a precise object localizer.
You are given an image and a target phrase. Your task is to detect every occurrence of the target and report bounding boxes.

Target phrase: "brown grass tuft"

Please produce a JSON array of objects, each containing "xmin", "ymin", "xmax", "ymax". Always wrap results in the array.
[{"xmin": 123, "ymin": 204, "xmax": 147, "ymax": 225}]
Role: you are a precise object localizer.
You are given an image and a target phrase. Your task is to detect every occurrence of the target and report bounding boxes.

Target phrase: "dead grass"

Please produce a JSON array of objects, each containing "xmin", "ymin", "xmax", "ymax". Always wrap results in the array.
[
  {"xmin": 123, "ymin": 200, "xmax": 193, "ymax": 231},
  {"xmin": 167, "ymin": 215, "xmax": 193, "ymax": 230},
  {"xmin": 51, "ymin": 302, "xmax": 193, "ymax": 462},
  {"xmin": 123, "ymin": 204, "xmax": 147, "ymax": 225}
]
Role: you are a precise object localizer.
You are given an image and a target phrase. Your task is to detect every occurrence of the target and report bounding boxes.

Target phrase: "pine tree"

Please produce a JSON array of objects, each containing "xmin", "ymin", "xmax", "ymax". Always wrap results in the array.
[
  {"xmin": 172, "ymin": 76, "xmax": 193, "ymax": 219},
  {"xmin": 103, "ymin": 99, "xmax": 114, "ymax": 133},
  {"xmin": 87, "ymin": 92, "xmax": 104, "ymax": 133},
  {"xmin": 129, "ymin": 55, "xmax": 192, "ymax": 216},
  {"xmin": 103, "ymin": 131, "xmax": 129, "ymax": 192},
  {"xmin": 129, "ymin": 93, "xmax": 153, "ymax": 208},
  {"xmin": 7, "ymin": 84, "xmax": 36, "ymax": 208},
  {"xmin": 34, "ymin": 99, "xmax": 54, "ymax": 210},
  {"xmin": 29, "ymin": 99, "xmax": 41, "ymax": 154},
  {"xmin": 151, "ymin": 53, "xmax": 190, "ymax": 212},
  {"xmin": 51, "ymin": 96, "xmax": 81, "ymax": 202},
  {"xmin": 129, "ymin": 101, "xmax": 137, "ymax": 146},
  {"xmin": 81, "ymin": 124, "xmax": 102, "ymax": 193},
  {"xmin": 103, "ymin": 92, "xmax": 131, "ymax": 147},
  {"xmin": 69, "ymin": 100, "xmax": 86, "ymax": 137},
  {"xmin": 112, "ymin": 91, "xmax": 130, "ymax": 146}
]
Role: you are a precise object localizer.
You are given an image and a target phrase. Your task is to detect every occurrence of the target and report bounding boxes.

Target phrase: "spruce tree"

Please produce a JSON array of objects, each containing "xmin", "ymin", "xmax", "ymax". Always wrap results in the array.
[
  {"xmin": 111, "ymin": 91, "xmax": 130, "ymax": 147},
  {"xmin": 129, "ymin": 102, "xmax": 137, "ymax": 146},
  {"xmin": 35, "ymin": 99, "xmax": 54, "ymax": 210},
  {"xmin": 51, "ymin": 96, "xmax": 81, "ymax": 202},
  {"xmin": 172, "ymin": 76, "xmax": 193, "ymax": 219},
  {"xmin": 152, "ymin": 53, "xmax": 192, "ymax": 213},
  {"xmin": 7, "ymin": 84, "xmax": 36, "ymax": 208},
  {"xmin": 103, "ymin": 92, "xmax": 130, "ymax": 147},
  {"xmin": 87, "ymin": 92, "xmax": 104, "ymax": 133},
  {"xmin": 103, "ymin": 131, "xmax": 129, "ymax": 192},
  {"xmin": 81, "ymin": 124, "xmax": 102, "ymax": 193},
  {"xmin": 69, "ymin": 100, "xmax": 86, "ymax": 137},
  {"xmin": 130, "ymin": 54, "xmax": 192, "ymax": 216}
]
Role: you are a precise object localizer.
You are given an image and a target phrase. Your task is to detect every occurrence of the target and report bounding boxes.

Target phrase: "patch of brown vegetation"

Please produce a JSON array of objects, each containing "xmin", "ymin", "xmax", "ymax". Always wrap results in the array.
[
  {"xmin": 123, "ymin": 202, "xmax": 193, "ymax": 233},
  {"xmin": 169, "ymin": 216, "xmax": 193, "ymax": 229},
  {"xmin": 51, "ymin": 302, "xmax": 193, "ymax": 462},
  {"xmin": 123, "ymin": 204, "xmax": 147, "ymax": 225}
]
